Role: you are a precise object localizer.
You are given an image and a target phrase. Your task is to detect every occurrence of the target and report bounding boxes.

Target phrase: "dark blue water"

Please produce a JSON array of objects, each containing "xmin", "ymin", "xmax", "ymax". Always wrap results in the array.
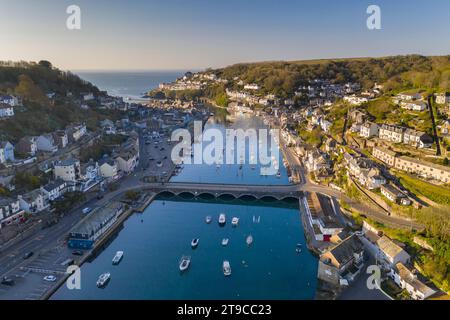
[
  {"xmin": 52, "ymin": 198, "xmax": 317, "ymax": 300},
  {"xmin": 75, "ymin": 70, "xmax": 186, "ymax": 99}
]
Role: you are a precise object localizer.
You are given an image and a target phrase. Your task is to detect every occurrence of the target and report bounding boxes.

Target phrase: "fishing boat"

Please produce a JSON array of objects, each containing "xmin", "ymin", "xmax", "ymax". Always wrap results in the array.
[
  {"xmin": 246, "ymin": 235, "xmax": 253, "ymax": 246},
  {"xmin": 112, "ymin": 251, "xmax": 124, "ymax": 265},
  {"xmin": 222, "ymin": 238, "xmax": 229, "ymax": 246},
  {"xmin": 96, "ymin": 272, "xmax": 111, "ymax": 288},
  {"xmin": 223, "ymin": 261, "xmax": 231, "ymax": 276},
  {"xmin": 179, "ymin": 256, "xmax": 191, "ymax": 272},
  {"xmin": 218, "ymin": 213, "xmax": 226, "ymax": 226},
  {"xmin": 191, "ymin": 238, "xmax": 199, "ymax": 249},
  {"xmin": 231, "ymin": 217, "xmax": 239, "ymax": 227},
  {"xmin": 205, "ymin": 216, "xmax": 212, "ymax": 224}
]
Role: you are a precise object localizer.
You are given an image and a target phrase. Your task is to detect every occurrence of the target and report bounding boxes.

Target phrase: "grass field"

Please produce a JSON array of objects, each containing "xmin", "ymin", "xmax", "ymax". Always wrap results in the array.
[{"xmin": 398, "ymin": 173, "xmax": 450, "ymax": 206}]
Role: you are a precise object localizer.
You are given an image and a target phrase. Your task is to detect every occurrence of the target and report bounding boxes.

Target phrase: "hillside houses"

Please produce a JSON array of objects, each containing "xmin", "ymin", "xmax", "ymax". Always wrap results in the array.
[
  {"xmin": 16, "ymin": 136, "xmax": 38, "ymax": 156},
  {"xmin": 0, "ymin": 141, "xmax": 15, "ymax": 164},
  {"xmin": 389, "ymin": 263, "xmax": 436, "ymax": 300},
  {"xmin": 0, "ymin": 94, "xmax": 21, "ymax": 106},
  {"xmin": 0, "ymin": 103, "xmax": 14, "ymax": 118},
  {"xmin": 373, "ymin": 146, "xmax": 450, "ymax": 183},
  {"xmin": 36, "ymin": 134, "xmax": 58, "ymax": 153},
  {"xmin": 320, "ymin": 234, "xmax": 365, "ymax": 283},
  {"xmin": 0, "ymin": 197, "xmax": 25, "ymax": 229}
]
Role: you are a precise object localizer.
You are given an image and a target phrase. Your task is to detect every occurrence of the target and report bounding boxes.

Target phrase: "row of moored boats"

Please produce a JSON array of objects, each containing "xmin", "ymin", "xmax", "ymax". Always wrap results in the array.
[
  {"xmin": 96, "ymin": 251, "xmax": 124, "ymax": 288},
  {"xmin": 179, "ymin": 213, "xmax": 253, "ymax": 277}
]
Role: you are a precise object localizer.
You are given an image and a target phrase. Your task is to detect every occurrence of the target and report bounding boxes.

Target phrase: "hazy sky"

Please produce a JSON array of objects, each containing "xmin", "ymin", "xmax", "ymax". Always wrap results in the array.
[{"xmin": 1, "ymin": 0, "xmax": 450, "ymax": 71}]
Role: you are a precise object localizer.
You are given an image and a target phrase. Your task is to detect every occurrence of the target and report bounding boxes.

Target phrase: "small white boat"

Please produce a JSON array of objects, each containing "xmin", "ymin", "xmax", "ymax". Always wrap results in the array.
[
  {"xmin": 218, "ymin": 213, "xmax": 226, "ymax": 225},
  {"xmin": 222, "ymin": 238, "xmax": 229, "ymax": 246},
  {"xmin": 179, "ymin": 256, "xmax": 191, "ymax": 272},
  {"xmin": 96, "ymin": 272, "xmax": 111, "ymax": 288},
  {"xmin": 223, "ymin": 260, "xmax": 231, "ymax": 276},
  {"xmin": 231, "ymin": 217, "xmax": 239, "ymax": 227},
  {"xmin": 205, "ymin": 216, "xmax": 212, "ymax": 224},
  {"xmin": 276, "ymin": 171, "xmax": 281, "ymax": 178},
  {"xmin": 246, "ymin": 235, "xmax": 253, "ymax": 246},
  {"xmin": 191, "ymin": 238, "xmax": 199, "ymax": 249},
  {"xmin": 112, "ymin": 251, "xmax": 124, "ymax": 265}
]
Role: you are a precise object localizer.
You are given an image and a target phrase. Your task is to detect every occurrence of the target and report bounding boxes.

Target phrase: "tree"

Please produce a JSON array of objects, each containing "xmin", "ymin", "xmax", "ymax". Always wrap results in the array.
[
  {"xmin": 38, "ymin": 60, "xmax": 52, "ymax": 69},
  {"xmin": 443, "ymin": 157, "xmax": 449, "ymax": 165},
  {"xmin": 14, "ymin": 74, "xmax": 47, "ymax": 104}
]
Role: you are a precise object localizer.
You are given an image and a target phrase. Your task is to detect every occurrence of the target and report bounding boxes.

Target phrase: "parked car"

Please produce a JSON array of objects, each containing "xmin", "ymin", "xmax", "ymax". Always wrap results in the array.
[
  {"xmin": 23, "ymin": 252, "xmax": 34, "ymax": 259},
  {"xmin": 43, "ymin": 275, "xmax": 57, "ymax": 282},
  {"xmin": 72, "ymin": 250, "xmax": 84, "ymax": 256},
  {"xmin": 82, "ymin": 207, "xmax": 92, "ymax": 214},
  {"xmin": 1, "ymin": 277, "xmax": 15, "ymax": 286}
]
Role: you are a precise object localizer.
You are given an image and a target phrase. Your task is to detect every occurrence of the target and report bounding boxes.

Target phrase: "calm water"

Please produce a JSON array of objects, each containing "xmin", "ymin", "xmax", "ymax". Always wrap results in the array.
[
  {"xmin": 75, "ymin": 70, "xmax": 186, "ymax": 99},
  {"xmin": 51, "ymin": 73, "xmax": 318, "ymax": 300},
  {"xmin": 172, "ymin": 115, "xmax": 290, "ymax": 185},
  {"xmin": 52, "ymin": 197, "xmax": 317, "ymax": 300}
]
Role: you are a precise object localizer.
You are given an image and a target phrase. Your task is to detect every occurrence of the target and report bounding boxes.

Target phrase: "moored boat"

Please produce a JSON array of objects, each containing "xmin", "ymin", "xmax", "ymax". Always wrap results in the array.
[
  {"xmin": 205, "ymin": 216, "xmax": 212, "ymax": 224},
  {"xmin": 218, "ymin": 213, "xmax": 226, "ymax": 226},
  {"xmin": 112, "ymin": 251, "xmax": 124, "ymax": 265},
  {"xmin": 222, "ymin": 238, "xmax": 229, "ymax": 246},
  {"xmin": 179, "ymin": 256, "xmax": 191, "ymax": 272},
  {"xmin": 223, "ymin": 260, "xmax": 231, "ymax": 276},
  {"xmin": 96, "ymin": 272, "xmax": 111, "ymax": 288},
  {"xmin": 246, "ymin": 235, "xmax": 253, "ymax": 246},
  {"xmin": 191, "ymin": 238, "xmax": 199, "ymax": 249},
  {"xmin": 231, "ymin": 217, "xmax": 239, "ymax": 227}
]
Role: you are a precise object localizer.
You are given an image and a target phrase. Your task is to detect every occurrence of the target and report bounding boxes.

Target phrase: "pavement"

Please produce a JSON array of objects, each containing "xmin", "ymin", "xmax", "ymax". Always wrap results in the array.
[{"xmin": 338, "ymin": 256, "xmax": 391, "ymax": 300}]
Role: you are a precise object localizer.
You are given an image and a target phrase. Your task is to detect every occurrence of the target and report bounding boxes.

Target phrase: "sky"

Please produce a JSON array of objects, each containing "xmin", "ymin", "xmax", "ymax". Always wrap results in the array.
[{"xmin": 1, "ymin": 0, "xmax": 450, "ymax": 71}]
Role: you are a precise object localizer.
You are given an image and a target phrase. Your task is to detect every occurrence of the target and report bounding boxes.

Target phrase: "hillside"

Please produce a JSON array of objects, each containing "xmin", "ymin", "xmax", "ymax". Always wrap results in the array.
[
  {"xmin": 210, "ymin": 55, "xmax": 450, "ymax": 97},
  {"xmin": 0, "ymin": 61, "xmax": 119, "ymax": 142}
]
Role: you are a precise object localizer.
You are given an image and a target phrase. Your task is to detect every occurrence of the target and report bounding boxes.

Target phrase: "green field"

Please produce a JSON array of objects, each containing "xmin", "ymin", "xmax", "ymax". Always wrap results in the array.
[{"xmin": 398, "ymin": 173, "xmax": 450, "ymax": 206}]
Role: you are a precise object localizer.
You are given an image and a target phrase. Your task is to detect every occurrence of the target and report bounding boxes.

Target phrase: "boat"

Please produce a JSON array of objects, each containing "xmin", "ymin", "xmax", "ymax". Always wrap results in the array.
[
  {"xmin": 96, "ymin": 272, "xmax": 111, "ymax": 288},
  {"xmin": 205, "ymin": 216, "xmax": 212, "ymax": 224},
  {"xmin": 218, "ymin": 213, "xmax": 226, "ymax": 226},
  {"xmin": 276, "ymin": 171, "xmax": 281, "ymax": 178},
  {"xmin": 191, "ymin": 238, "xmax": 199, "ymax": 249},
  {"xmin": 246, "ymin": 235, "xmax": 253, "ymax": 246},
  {"xmin": 179, "ymin": 256, "xmax": 191, "ymax": 272},
  {"xmin": 222, "ymin": 238, "xmax": 229, "ymax": 246},
  {"xmin": 231, "ymin": 217, "xmax": 239, "ymax": 227},
  {"xmin": 223, "ymin": 260, "xmax": 231, "ymax": 276},
  {"xmin": 112, "ymin": 251, "xmax": 124, "ymax": 265}
]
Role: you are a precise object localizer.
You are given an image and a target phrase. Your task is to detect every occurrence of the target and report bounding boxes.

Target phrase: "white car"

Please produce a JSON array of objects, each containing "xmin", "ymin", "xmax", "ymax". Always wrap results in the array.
[{"xmin": 43, "ymin": 275, "xmax": 57, "ymax": 282}]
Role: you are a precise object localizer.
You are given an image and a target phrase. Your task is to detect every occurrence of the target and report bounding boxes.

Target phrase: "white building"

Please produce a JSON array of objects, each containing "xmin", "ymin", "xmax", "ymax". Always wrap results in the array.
[
  {"xmin": 379, "ymin": 124, "xmax": 405, "ymax": 143},
  {"xmin": 244, "ymin": 84, "xmax": 260, "ymax": 90},
  {"xmin": 0, "ymin": 197, "xmax": 25, "ymax": 229},
  {"xmin": 376, "ymin": 235, "xmax": 411, "ymax": 267},
  {"xmin": 99, "ymin": 158, "xmax": 119, "ymax": 181},
  {"xmin": 41, "ymin": 179, "xmax": 75, "ymax": 202},
  {"xmin": 0, "ymin": 103, "xmax": 14, "ymax": 118},
  {"xmin": 36, "ymin": 134, "xmax": 58, "ymax": 153},
  {"xmin": 399, "ymin": 101, "xmax": 427, "ymax": 111},
  {"xmin": 18, "ymin": 189, "xmax": 49, "ymax": 213},
  {"xmin": 0, "ymin": 141, "xmax": 15, "ymax": 164},
  {"xmin": 435, "ymin": 92, "xmax": 450, "ymax": 105},
  {"xmin": 390, "ymin": 263, "xmax": 436, "ymax": 300},
  {"xmin": 359, "ymin": 122, "xmax": 379, "ymax": 138},
  {"xmin": 54, "ymin": 159, "xmax": 81, "ymax": 182}
]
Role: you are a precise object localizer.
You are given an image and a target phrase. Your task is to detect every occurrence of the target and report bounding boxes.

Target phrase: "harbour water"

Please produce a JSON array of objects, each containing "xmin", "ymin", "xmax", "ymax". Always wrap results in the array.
[
  {"xmin": 172, "ymin": 115, "xmax": 290, "ymax": 185},
  {"xmin": 52, "ymin": 72, "xmax": 318, "ymax": 300}
]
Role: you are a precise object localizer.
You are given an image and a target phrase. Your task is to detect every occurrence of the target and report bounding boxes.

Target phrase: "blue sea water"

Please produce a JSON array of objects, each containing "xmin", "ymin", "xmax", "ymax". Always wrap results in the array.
[{"xmin": 75, "ymin": 70, "xmax": 186, "ymax": 99}]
